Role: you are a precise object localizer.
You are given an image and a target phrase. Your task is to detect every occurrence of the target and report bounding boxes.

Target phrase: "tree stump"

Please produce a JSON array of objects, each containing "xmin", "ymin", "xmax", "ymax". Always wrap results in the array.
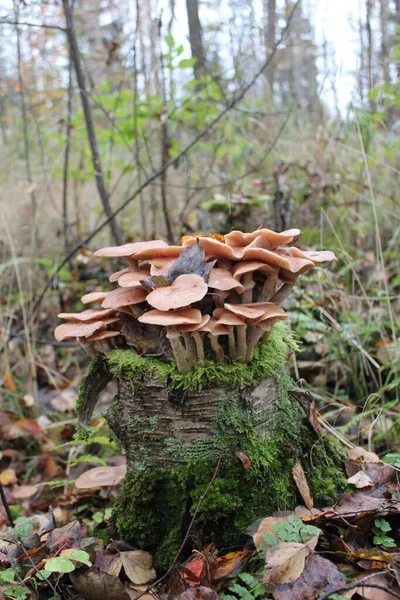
[{"xmin": 78, "ymin": 325, "xmax": 346, "ymax": 570}]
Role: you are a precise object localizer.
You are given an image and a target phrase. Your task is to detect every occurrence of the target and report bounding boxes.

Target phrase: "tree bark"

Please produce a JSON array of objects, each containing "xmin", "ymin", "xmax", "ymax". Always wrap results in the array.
[
  {"xmin": 366, "ymin": 0, "xmax": 375, "ymax": 110},
  {"xmin": 380, "ymin": 0, "xmax": 391, "ymax": 85},
  {"xmin": 185, "ymin": 0, "xmax": 206, "ymax": 78},
  {"xmin": 62, "ymin": 0, "xmax": 123, "ymax": 245},
  {"xmin": 264, "ymin": 0, "xmax": 277, "ymax": 93},
  {"xmin": 76, "ymin": 344, "xmax": 347, "ymax": 571}
]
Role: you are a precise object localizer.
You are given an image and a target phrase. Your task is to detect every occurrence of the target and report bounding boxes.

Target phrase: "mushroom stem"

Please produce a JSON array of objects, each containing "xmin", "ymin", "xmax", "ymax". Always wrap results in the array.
[
  {"xmin": 241, "ymin": 272, "xmax": 255, "ymax": 303},
  {"xmin": 209, "ymin": 334, "xmax": 224, "ymax": 362},
  {"xmin": 167, "ymin": 328, "xmax": 190, "ymax": 374},
  {"xmin": 259, "ymin": 271, "xmax": 278, "ymax": 302},
  {"xmin": 236, "ymin": 324, "xmax": 247, "ymax": 362},
  {"xmin": 192, "ymin": 331, "xmax": 205, "ymax": 364},
  {"xmin": 245, "ymin": 325, "xmax": 264, "ymax": 363},
  {"xmin": 227, "ymin": 328, "xmax": 236, "ymax": 360},
  {"xmin": 271, "ymin": 283, "xmax": 294, "ymax": 304},
  {"xmin": 183, "ymin": 333, "xmax": 198, "ymax": 364}
]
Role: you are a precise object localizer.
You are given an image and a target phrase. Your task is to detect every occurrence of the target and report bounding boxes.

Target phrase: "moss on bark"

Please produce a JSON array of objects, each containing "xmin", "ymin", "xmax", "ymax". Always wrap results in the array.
[{"xmin": 74, "ymin": 324, "xmax": 346, "ymax": 570}]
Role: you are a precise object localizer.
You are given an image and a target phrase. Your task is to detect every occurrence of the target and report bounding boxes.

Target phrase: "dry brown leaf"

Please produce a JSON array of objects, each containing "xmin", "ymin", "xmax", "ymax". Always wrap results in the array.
[
  {"xmin": 347, "ymin": 471, "xmax": 373, "ymax": 489},
  {"xmin": 292, "ymin": 461, "xmax": 313, "ymax": 509},
  {"xmin": 253, "ymin": 516, "xmax": 291, "ymax": 550},
  {"xmin": 272, "ymin": 553, "xmax": 346, "ymax": 600},
  {"xmin": 264, "ymin": 542, "xmax": 307, "ymax": 586},
  {"xmin": 120, "ymin": 550, "xmax": 157, "ymax": 586},
  {"xmin": 234, "ymin": 450, "xmax": 252, "ymax": 470},
  {"xmin": 11, "ymin": 485, "xmax": 38, "ymax": 501},
  {"xmin": 0, "ymin": 469, "xmax": 17, "ymax": 486},
  {"xmin": 342, "ymin": 572, "xmax": 400, "ymax": 599},
  {"xmin": 70, "ymin": 568, "xmax": 132, "ymax": 600},
  {"xmin": 4, "ymin": 366, "xmax": 16, "ymax": 392}
]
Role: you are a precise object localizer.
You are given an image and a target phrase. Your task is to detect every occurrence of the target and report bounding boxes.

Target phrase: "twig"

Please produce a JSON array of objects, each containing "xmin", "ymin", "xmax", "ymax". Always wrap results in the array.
[
  {"xmin": 0, "ymin": 18, "xmax": 66, "ymax": 31},
  {"xmin": 319, "ymin": 570, "xmax": 400, "ymax": 600},
  {"xmin": 0, "ymin": 482, "xmax": 14, "ymax": 527}
]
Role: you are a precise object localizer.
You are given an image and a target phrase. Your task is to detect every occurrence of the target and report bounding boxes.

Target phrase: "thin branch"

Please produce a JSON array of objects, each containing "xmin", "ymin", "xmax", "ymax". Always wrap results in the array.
[
  {"xmin": 319, "ymin": 570, "xmax": 400, "ymax": 600},
  {"xmin": 0, "ymin": 18, "xmax": 66, "ymax": 31},
  {"xmin": 0, "ymin": 482, "xmax": 14, "ymax": 527}
]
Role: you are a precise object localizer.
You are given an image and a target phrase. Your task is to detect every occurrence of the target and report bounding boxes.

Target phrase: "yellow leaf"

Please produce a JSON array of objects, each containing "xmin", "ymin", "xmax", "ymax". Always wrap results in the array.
[{"xmin": 4, "ymin": 366, "xmax": 16, "ymax": 392}]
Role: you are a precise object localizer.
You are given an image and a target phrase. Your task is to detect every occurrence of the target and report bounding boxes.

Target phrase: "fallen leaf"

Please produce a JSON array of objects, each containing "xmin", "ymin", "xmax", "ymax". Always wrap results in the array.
[
  {"xmin": 119, "ymin": 550, "xmax": 156, "ymax": 586},
  {"xmin": 234, "ymin": 450, "xmax": 252, "ymax": 470},
  {"xmin": 347, "ymin": 470, "xmax": 373, "ymax": 488},
  {"xmin": 342, "ymin": 572, "xmax": 400, "ymax": 599},
  {"xmin": 178, "ymin": 587, "xmax": 221, "ymax": 600},
  {"xmin": 333, "ymin": 493, "xmax": 384, "ymax": 518},
  {"xmin": 264, "ymin": 542, "xmax": 308, "ymax": 585},
  {"xmin": 70, "ymin": 568, "xmax": 132, "ymax": 600},
  {"xmin": 272, "ymin": 553, "xmax": 346, "ymax": 599},
  {"xmin": 253, "ymin": 516, "xmax": 291, "ymax": 549},
  {"xmin": 212, "ymin": 550, "xmax": 252, "ymax": 582},
  {"xmin": 11, "ymin": 485, "xmax": 38, "ymax": 501},
  {"xmin": 48, "ymin": 520, "xmax": 86, "ymax": 554},
  {"xmin": 0, "ymin": 469, "xmax": 17, "ymax": 486},
  {"xmin": 4, "ymin": 418, "xmax": 44, "ymax": 441},
  {"xmin": 292, "ymin": 461, "xmax": 313, "ymax": 509},
  {"xmin": 346, "ymin": 447, "xmax": 380, "ymax": 476},
  {"xmin": 4, "ymin": 366, "xmax": 16, "ymax": 392}
]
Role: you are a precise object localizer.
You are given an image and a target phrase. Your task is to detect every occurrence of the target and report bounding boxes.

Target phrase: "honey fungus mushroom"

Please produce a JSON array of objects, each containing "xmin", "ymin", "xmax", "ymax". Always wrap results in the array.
[{"xmin": 55, "ymin": 225, "xmax": 336, "ymax": 373}]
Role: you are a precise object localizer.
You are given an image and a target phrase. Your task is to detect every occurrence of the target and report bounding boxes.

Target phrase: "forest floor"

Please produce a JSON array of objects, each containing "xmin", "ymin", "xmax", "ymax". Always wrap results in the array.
[{"xmin": 1, "ymin": 238, "xmax": 400, "ymax": 600}]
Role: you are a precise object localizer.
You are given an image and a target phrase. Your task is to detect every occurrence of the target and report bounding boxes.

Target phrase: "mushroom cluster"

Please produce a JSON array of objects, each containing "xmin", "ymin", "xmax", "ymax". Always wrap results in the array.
[{"xmin": 54, "ymin": 228, "xmax": 336, "ymax": 373}]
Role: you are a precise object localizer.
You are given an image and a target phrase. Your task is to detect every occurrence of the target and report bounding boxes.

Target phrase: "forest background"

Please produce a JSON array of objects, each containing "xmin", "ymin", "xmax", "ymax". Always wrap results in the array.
[{"xmin": 0, "ymin": 0, "xmax": 400, "ymax": 594}]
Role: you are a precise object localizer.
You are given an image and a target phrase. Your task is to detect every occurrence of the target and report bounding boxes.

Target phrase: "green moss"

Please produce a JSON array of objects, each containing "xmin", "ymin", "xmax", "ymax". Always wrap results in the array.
[
  {"xmin": 106, "ymin": 321, "xmax": 298, "ymax": 394},
  {"xmin": 104, "ymin": 323, "xmax": 345, "ymax": 569},
  {"xmin": 112, "ymin": 386, "xmax": 347, "ymax": 570}
]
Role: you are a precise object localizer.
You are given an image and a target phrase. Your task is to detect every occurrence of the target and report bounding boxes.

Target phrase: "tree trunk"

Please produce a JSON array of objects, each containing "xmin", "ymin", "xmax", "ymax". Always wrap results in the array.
[
  {"xmin": 380, "ymin": 0, "xmax": 390, "ymax": 85},
  {"xmin": 366, "ymin": 0, "xmax": 375, "ymax": 110},
  {"xmin": 264, "ymin": 0, "xmax": 276, "ymax": 93},
  {"xmin": 78, "ymin": 332, "xmax": 346, "ymax": 572},
  {"xmin": 185, "ymin": 0, "xmax": 206, "ymax": 78}
]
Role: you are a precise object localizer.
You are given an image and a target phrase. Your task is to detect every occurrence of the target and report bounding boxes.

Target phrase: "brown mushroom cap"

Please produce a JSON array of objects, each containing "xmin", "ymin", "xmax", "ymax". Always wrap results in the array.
[
  {"xmin": 241, "ymin": 237, "xmax": 314, "ymax": 273},
  {"xmin": 109, "ymin": 268, "xmax": 130, "ymax": 282},
  {"xmin": 75, "ymin": 464, "xmax": 127, "ymax": 489},
  {"xmin": 101, "ymin": 287, "xmax": 147, "ymax": 309},
  {"xmin": 81, "ymin": 291, "xmax": 109, "ymax": 304},
  {"xmin": 183, "ymin": 237, "xmax": 243, "ymax": 260},
  {"xmin": 84, "ymin": 330, "xmax": 121, "ymax": 342},
  {"xmin": 213, "ymin": 308, "xmax": 245, "ymax": 325},
  {"xmin": 289, "ymin": 248, "xmax": 337, "ymax": 263},
  {"xmin": 224, "ymin": 228, "xmax": 301, "ymax": 249},
  {"xmin": 146, "ymin": 274, "xmax": 208, "ymax": 311},
  {"xmin": 94, "ymin": 240, "xmax": 169, "ymax": 258},
  {"xmin": 198, "ymin": 317, "xmax": 229, "ymax": 335},
  {"xmin": 54, "ymin": 321, "xmax": 105, "ymax": 341},
  {"xmin": 232, "ymin": 261, "xmax": 276, "ymax": 279},
  {"xmin": 208, "ymin": 268, "xmax": 245, "ymax": 293},
  {"xmin": 57, "ymin": 308, "xmax": 116, "ymax": 322},
  {"xmin": 225, "ymin": 302, "xmax": 287, "ymax": 324},
  {"xmin": 176, "ymin": 314, "xmax": 211, "ymax": 332},
  {"xmin": 118, "ymin": 269, "xmax": 150, "ymax": 288},
  {"xmin": 132, "ymin": 246, "xmax": 182, "ymax": 260},
  {"xmin": 138, "ymin": 308, "xmax": 203, "ymax": 326},
  {"xmin": 150, "ymin": 257, "xmax": 177, "ymax": 276}
]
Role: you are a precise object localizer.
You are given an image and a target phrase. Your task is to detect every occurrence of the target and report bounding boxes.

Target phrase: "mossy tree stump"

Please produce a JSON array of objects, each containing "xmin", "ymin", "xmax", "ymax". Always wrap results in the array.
[{"xmin": 78, "ymin": 325, "xmax": 346, "ymax": 570}]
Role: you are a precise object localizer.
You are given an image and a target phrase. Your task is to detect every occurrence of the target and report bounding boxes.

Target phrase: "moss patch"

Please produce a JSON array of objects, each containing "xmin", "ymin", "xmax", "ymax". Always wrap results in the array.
[
  {"xmin": 112, "ymin": 386, "xmax": 346, "ymax": 570},
  {"xmin": 105, "ymin": 321, "xmax": 298, "ymax": 394}
]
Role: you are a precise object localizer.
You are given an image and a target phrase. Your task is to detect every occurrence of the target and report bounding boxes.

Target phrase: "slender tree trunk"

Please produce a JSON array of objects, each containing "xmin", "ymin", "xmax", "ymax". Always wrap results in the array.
[
  {"xmin": 14, "ymin": 8, "xmax": 40, "ymax": 251},
  {"xmin": 380, "ymin": 0, "xmax": 390, "ymax": 85},
  {"xmin": 366, "ymin": 0, "xmax": 375, "ymax": 110},
  {"xmin": 62, "ymin": 53, "xmax": 74, "ymax": 266},
  {"xmin": 395, "ymin": 0, "xmax": 400, "ymax": 80},
  {"xmin": 264, "ymin": 0, "xmax": 276, "ymax": 93},
  {"xmin": 62, "ymin": 0, "xmax": 123, "ymax": 245},
  {"xmin": 358, "ymin": 0, "xmax": 366, "ymax": 104},
  {"xmin": 185, "ymin": 0, "xmax": 206, "ymax": 78}
]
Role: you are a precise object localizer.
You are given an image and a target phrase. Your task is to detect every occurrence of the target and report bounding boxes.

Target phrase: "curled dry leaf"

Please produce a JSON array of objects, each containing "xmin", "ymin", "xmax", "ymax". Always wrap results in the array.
[
  {"xmin": 264, "ymin": 542, "xmax": 308, "ymax": 586},
  {"xmin": 119, "ymin": 550, "xmax": 157, "ymax": 585},
  {"xmin": 234, "ymin": 450, "xmax": 252, "ymax": 470},
  {"xmin": 347, "ymin": 471, "xmax": 373, "ymax": 489},
  {"xmin": 292, "ymin": 461, "xmax": 313, "ymax": 510}
]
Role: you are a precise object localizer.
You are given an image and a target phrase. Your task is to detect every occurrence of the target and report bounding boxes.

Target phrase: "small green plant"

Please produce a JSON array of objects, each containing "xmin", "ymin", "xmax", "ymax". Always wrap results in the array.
[
  {"xmin": 4, "ymin": 517, "xmax": 34, "ymax": 541},
  {"xmin": 221, "ymin": 572, "xmax": 264, "ymax": 600},
  {"xmin": 372, "ymin": 518, "xmax": 396, "ymax": 548},
  {"xmin": 0, "ymin": 569, "xmax": 29, "ymax": 599},
  {"xmin": 262, "ymin": 516, "xmax": 320, "ymax": 547}
]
